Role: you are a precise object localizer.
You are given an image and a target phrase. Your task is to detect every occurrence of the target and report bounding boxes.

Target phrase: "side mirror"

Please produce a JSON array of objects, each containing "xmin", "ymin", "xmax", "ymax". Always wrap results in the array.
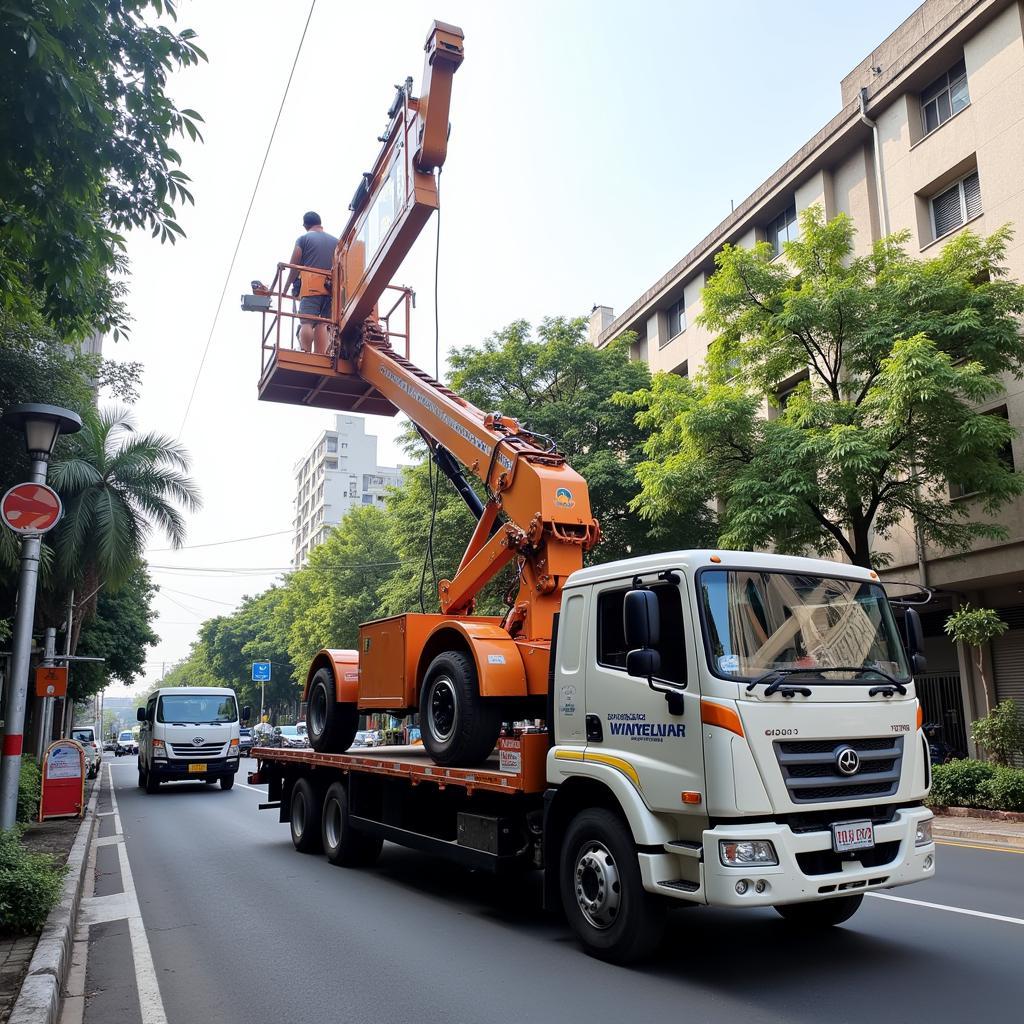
[
  {"xmin": 136, "ymin": 707, "xmax": 146, "ymax": 722},
  {"xmin": 905, "ymin": 608, "xmax": 927, "ymax": 674},
  {"xmin": 624, "ymin": 590, "xmax": 660, "ymax": 651},
  {"xmin": 627, "ymin": 647, "xmax": 661, "ymax": 679},
  {"xmin": 241, "ymin": 706, "xmax": 251, "ymax": 723}
]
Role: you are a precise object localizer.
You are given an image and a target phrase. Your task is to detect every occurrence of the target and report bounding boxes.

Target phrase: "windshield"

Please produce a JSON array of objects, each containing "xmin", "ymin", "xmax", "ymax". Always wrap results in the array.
[
  {"xmin": 158, "ymin": 694, "xmax": 238, "ymax": 724},
  {"xmin": 118, "ymin": 732, "xmax": 133, "ymax": 741},
  {"xmin": 279, "ymin": 726, "xmax": 298, "ymax": 736},
  {"xmin": 71, "ymin": 729, "xmax": 94, "ymax": 743},
  {"xmin": 700, "ymin": 570, "xmax": 910, "ymax": 682}
]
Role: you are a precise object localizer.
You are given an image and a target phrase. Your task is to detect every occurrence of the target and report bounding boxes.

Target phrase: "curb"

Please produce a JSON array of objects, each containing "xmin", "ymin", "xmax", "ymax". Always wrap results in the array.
[
  {"xmin": 8, "ymin": 778, "xmax": 99, "ymax": 1024},
  {"xmin": 934, "ymin": 821, "xmax": 1024, "ymax": 849}
]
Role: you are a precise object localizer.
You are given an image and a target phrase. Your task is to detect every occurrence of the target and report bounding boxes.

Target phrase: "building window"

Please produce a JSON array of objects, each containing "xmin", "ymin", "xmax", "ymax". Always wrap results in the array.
[
  {"xmin": 326, "ymin": 436, "xmax": 337, "ymax": 453},
  {"xmin": 921, "ymin": 59, "xmax": 969, "ymax": 135},
  {"xmin": 340, "ymin": 443, "xmax": 348, "ymax": 449},
  {"xmin": 765, "ymin": 202, "xmax": 797, "ymax": 257},
  {"xmin": 361, "ymin": 494, "xmax": 373, "ymax": 504},
  {"xmin": 776, "ymin": 370, "xmax": 809, "ymax": 413},
  {"xmin": 950, "ymin": 406, "xmax": 1013, "ymax": 499},
  {"xmin": 666, "ymin": 298, "xmax": 686, "ymax": 342},
  {"xmin": 325, "ymin": 458, "xmax": 338, "ymax": 470},
  {"xmin": 930, "ymin": 170, "xmax": 981, "ymax": 240}
]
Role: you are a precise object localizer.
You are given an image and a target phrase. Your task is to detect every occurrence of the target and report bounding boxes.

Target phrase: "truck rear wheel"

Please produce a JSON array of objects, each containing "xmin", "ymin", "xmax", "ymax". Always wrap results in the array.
[
  {"xmin": 289, "ymin": 777, "xmax": 323, "ymax": 854},
  {"xmin": 307, "ymin": 668, "xmax": 359, "ymax": 753},
  {"xmin": 560, "ymin": 808, "xmax": 666, "ymax": 964},
  {"xmin": 321, "ymin": 782, "xmax": 382, "ymax": 867},
  {"xmin": 774, "ymin": 894, "xmax": 863, "ymax": 927},
  {"xmin": 420, "ymin": 651, "xmax": 502, "ymax": 767}
]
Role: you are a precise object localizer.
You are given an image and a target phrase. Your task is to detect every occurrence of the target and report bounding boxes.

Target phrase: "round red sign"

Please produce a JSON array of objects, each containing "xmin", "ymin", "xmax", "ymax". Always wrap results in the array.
[{"xmin": 1, "ymin": 482, "xmax": 63, "ymax": 535}]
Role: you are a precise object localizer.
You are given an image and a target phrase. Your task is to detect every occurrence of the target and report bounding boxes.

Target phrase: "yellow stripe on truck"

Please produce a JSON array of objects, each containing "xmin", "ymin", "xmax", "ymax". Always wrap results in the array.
[{"xmin": 555, "ymin": 748, "xmax": 641, "ymax": 790}]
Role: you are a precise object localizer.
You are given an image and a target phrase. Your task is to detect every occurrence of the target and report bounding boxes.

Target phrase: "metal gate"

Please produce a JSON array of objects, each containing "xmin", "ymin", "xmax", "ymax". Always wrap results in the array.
[{"xmin": 916, "ymin": 673, "xmax": 969, "ymax": 759}]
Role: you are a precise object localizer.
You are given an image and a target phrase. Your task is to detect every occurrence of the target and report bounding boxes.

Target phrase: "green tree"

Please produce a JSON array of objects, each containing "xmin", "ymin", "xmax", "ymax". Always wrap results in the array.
[
  {"xmin": 1, "ymin": 0, "xmax": 205, "ymax": 337},
  {"xmin": 449, "ymin": 317, "xmax": 715, "ymax": 563},
  {"xmin": 621, "ymin": 210, "xmax": 1024, "ymax": 568},
  {"xmin": 945, "ymin": 604, "xmax": 1009, "ymax": 718}
]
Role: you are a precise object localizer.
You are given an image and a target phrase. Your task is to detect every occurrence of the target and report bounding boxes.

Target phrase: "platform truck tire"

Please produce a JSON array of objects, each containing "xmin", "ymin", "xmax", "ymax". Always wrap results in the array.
[
  {"xmin": 307, "ymin": 668, "xmax": 359, "ymax": 754},
  {"xmin": 289, "ymin": 777, "xmax": 323, "ymax": 854},
  {"xmin": 774, "ymin": 894, "xmax": 863, "ymax": 927},
  {"xmin": 221, "ymin": 775, "xmax": 235, "ymax": 790},
  {"xmin": 419, "ymin": 650, "xmax": 502, "ymax": 767},
  {"xmin": 559, "ymin": 808, "xmax": 667, "ymax": 964},
  {"xmin": 321, "ymin": 782, "xmax": 383, "ymax": 867}
]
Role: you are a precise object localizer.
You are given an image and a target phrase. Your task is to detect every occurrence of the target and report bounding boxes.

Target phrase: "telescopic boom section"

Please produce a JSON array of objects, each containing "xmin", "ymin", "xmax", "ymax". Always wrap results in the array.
[{"xmin": 249, "ymin": 20, "xmax": 599, "ymax": 643}]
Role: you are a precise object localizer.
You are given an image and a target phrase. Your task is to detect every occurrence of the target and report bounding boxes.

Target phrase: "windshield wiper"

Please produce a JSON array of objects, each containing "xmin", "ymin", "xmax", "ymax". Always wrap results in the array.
[{"xmin": 746, "ymin": 665, "xmax": 908, "ymax": 696}]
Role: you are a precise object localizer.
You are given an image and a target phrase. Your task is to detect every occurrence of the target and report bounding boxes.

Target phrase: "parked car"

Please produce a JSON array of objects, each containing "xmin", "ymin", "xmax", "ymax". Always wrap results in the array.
[
  {"xmin": 239, "ymin": 727, "xmax": 254, "ymax": 756},
  {"xmin": 277, "ymin": 725, "xmax": 308, "ymax": 749},
  {"xmin": 103, "ymin": 739, "xmax": 116, "ymax": 752},
  {"xmin": 115, "ymin": 730, "xmax": 137, "ymax": 756},
  {"xmin": 352, "ymin": 729, "xmax": 379, "ymax": 748},
  {"xmin": 70, "ymin": 727, "xmax": 102, "ymax": 778}
]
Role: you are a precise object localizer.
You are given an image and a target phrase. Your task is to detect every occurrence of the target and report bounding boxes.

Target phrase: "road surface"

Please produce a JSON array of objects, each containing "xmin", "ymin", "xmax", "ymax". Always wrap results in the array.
[{"xmin": 64, "ymin": 755, "xmax": 1024, "ymax": 1024}]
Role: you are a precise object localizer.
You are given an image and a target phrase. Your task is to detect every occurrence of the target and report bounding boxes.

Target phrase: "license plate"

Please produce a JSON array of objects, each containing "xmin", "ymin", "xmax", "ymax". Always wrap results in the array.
[
  {"xmin": 832, "ymin": 820, "xmax": 874, "ymax": 853},
  {"xmin": 188, "ymin": 762, "xmax": 207, "ymax": 774}
]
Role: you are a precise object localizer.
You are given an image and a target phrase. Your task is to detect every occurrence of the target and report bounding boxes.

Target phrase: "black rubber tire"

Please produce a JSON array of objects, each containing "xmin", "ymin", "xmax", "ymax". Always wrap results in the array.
[
  {"xmin": 220, "ymin": 775, "xmax": 235, "ymax": 790},
  {"xmin": 289, "ymin": 777, "xmax": 323, "ymax": 853},
  {"xmin": 419, "ymin": 650, "xmax": 502, "ymax": 767},
  {"xmin": 774, "ymin": 894, "xmax": 863, "ymax": 927},
  {"xmin": 205, "ymin": 778, "xmax": 217, "ymax": 785},
  {"xmin": 560, "ymin": 808, "xmax": 667, "ymax": 964},
  {"xmin": 321, "ymin": 782, "xmax": 382, "ymax": 867},
  {"xmin": 307, "ymin": 668, "xmax": 359, "ymax": 753},
  {"xmin": 138, "ymin": 765, "xmax": 146, "ymax": 789},
  {"xmin": 145, "ymin": 768, "xmax": 161, "ymax": 794}
]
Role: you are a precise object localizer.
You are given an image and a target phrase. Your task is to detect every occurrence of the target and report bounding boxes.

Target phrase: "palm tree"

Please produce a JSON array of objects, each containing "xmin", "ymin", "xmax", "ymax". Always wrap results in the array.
[{"xmin": 46, "ymin": 406, "xmax": 201, "ymax": 644}]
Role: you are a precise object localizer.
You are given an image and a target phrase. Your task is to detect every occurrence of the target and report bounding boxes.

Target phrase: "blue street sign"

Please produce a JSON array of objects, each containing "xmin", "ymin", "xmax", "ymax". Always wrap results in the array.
[{"xmin": 251, "ymin": 661, "xmax": 271, "ymax": 682}]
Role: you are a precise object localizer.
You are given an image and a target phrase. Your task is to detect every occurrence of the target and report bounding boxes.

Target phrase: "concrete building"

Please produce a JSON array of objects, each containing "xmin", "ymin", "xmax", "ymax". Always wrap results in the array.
[
  {"xmin": 292, "ymin": 415, "xmax": 403, "ymax": 567},
  {"xmin": 594, "ymin": 0, "xmax": 1024, "ymax": 754}
]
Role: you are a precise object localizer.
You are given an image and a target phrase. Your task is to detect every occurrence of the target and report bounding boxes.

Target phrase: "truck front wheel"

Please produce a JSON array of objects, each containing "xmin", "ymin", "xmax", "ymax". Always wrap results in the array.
[
  {"xmin": 420, "ymin": 651, "xmax": 502, "ymax": 767},
  {"xmin": 321, "ymin": 782, "xmax": 382, "ymax": 867},
  {"xmin": 774, "ymin": 894, "xmax": 863, "ymax": 927},
  {"xmin": 307, "ymin": 668, "xmax": 358, "ymax": 753},
  {"xmin": 559, "ymin": 808, "xmax": 666, "ymax": 963},
  {"xmin": 289, "ymin": 777, "xmax": 323, "ymax": 854}
]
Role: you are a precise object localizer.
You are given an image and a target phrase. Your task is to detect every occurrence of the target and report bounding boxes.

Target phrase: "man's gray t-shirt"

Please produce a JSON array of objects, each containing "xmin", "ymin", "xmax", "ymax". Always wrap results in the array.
[{"xmin": 295, "ymin": 229, "xmax": 338, "ymax": 270}]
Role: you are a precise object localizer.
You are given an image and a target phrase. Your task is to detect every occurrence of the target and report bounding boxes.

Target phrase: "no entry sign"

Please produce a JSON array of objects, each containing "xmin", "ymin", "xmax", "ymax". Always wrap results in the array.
[{"xmin": 1, "ymin": 482, "xmax": 63, "ymax": 535}]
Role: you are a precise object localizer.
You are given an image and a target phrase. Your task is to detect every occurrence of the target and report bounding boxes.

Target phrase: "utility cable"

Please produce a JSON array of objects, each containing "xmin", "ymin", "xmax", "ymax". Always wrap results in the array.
[
  {"xmin": 176, "ymin": 0, "xmax": 318, "ymax": 437},
  {"xmin": 147, "ymin": 529, "xmax": 293, "ymax": 552}
]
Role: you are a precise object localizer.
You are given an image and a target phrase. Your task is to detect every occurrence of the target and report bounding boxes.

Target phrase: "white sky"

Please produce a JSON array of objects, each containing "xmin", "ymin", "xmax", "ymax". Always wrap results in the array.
[{"xmin": 108, "ymin": 0, "xmax": 920, "ymax": 696}]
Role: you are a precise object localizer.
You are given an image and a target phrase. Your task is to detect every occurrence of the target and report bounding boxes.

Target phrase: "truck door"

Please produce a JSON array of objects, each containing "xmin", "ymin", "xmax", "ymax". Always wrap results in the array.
[{"xmin": 584, "ymin": 575, "xmax": 705, "ymax": 816}]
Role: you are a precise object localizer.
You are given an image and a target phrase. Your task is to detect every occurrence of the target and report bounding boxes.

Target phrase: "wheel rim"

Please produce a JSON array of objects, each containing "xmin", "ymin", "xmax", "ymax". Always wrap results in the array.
[
  {"xmin": 310, "ymin": 682, "xmax": 328, "ymax": 737},
  {"xmin": 573, "ymin": 840, "xmax": 622, "ymax": 930},
  {"xmin": 294, "ymin": 792, "xmax": 306, "ymax": 836},
  {"xmin": 427, "ymin": 675, "xmax": 459, "ymax": 744},
  {"xmin": 325, "ymin": 798, "xmax": 342, "ymax": 849}
]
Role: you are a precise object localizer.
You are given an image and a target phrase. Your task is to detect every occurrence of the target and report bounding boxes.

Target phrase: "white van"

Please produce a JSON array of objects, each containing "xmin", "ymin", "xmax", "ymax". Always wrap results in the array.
[
  {"xmin": 137, "ymin": 687, "xmax": 250, "ymax": 793},
  {"xmin": 70, "ymin": 726, "xmax": 101, "ymax": 778}
]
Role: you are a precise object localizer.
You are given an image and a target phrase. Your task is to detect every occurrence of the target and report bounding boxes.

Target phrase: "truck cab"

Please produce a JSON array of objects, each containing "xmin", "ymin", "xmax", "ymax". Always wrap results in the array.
[{"xmin": 547, "ymin": 549, "xmax": 934, "ymax": 935}]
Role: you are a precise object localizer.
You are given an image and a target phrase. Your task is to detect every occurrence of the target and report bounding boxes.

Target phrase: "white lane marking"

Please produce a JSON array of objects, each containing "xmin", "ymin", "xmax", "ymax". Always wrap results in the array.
[
  {"xmin": 235, "ymin": 781, "xmax": 268, "ymax": 794},
  {"xmin": 108, "ymin": 763, "xmax": 170, "ymax": 1024},
  {"xmin": 866, "ymin": 891, "xmax": 1024, "ymax": 926}
]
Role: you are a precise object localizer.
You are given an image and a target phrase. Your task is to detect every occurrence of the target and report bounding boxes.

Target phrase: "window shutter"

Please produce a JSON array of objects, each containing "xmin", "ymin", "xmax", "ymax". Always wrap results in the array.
[
  {"xmin": 963, "ymin": 172, "xmax": 982, "ymax": 219},
  {"xmin": 932, "ymin": 184, "xmax": 963, "ymax": 237}
]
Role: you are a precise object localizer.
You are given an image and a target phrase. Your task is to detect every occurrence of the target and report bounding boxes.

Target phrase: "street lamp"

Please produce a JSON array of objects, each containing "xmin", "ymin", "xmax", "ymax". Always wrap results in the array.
[{"xmin": 0, "ymin": 403, "xmax": 82, "ymax": 831}]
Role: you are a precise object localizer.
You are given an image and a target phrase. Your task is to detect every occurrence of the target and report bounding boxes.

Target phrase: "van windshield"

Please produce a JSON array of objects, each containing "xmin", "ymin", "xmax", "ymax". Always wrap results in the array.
[
  {"xmin": 700, "ymin": 570, "xmax": 910, "ymax": 682},
  {"xmin": 158, "ymin": 694, "xmax": 237, "ymax": 724}
]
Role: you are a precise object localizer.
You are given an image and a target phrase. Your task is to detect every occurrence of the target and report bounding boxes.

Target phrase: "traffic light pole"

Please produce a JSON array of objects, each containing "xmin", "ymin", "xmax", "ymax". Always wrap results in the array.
[{"xmin": 0, "ymin": 457, "xmax": 48, "ymax": 830}]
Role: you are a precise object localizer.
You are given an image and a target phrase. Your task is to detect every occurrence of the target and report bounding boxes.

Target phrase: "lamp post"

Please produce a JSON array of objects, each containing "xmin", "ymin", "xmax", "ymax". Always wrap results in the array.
[{"xmin": 0, "ymin": 403, "xmax": 82, "ymax": 831}]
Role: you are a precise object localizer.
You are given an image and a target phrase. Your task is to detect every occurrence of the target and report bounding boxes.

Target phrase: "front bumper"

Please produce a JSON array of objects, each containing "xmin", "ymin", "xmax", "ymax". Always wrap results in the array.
[
  {"xmin": 152, "ymin": 757, "xmax": 239, "ymax": 779},
  {"xmin": 701, "ymin": 806, "xmax": 934, "ymax": 907}
]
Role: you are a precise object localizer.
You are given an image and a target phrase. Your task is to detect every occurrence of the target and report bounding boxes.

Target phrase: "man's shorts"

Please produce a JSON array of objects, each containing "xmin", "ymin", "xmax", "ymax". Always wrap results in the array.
[{"xmin": 298, "ymin": 293, "xmax": 331, "ymax": 327}]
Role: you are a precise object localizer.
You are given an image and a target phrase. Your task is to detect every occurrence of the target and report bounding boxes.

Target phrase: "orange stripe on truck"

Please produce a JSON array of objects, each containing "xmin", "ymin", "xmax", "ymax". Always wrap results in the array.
[{"xmin": 700, "ymin": 699, "xmax": 744, "ymax": 737}]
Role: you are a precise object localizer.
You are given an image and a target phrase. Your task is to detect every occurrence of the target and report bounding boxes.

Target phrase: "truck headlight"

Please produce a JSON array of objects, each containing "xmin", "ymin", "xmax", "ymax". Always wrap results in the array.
[
  {"xmin": 720, "ymin": 840, "xmax": 778, "ymax": 866},
  {"xmin": 915, "ymin": 819, "xmax": 933, "ymax": 846},
  {"xmin": 152, "ymin": 740, "xmax": 167, "ymax": 760}
]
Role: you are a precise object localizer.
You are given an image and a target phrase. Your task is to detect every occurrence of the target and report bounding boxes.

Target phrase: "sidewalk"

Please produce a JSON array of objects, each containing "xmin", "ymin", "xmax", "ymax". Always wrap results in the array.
[{"xmin": 932, "ymin": 810, "xmax": 1024, "ymax": 849}]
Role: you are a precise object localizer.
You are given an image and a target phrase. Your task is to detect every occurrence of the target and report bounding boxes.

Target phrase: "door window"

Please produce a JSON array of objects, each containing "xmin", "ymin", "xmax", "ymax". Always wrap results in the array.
[{"xmin": 596, "ymin": 584, "xmax": 686, "ymax": 683}]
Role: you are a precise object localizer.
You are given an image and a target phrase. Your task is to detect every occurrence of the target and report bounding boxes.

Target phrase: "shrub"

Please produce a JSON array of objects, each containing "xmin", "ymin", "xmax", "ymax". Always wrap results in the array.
[
  {"xmin": 970, "ymin": 699, "xmax": 1024, "ymax": 766},
  {"xmin": 0, "ymin": 827, "xmax": 66, "ymax": 935},
  {"xmin": 17, "ymin": 757, "xmax": 41, "ymax": 824},
  {"xmin": 982, "ymin": 765, "xmax": 1024, "ymax": 813},
  {"xmin": 928, "ymin": 758, "xmax": 997, "ymax": 808}
]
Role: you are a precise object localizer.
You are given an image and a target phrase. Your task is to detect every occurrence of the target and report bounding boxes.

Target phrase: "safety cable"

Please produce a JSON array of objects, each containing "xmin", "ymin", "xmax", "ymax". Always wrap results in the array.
[{"xmin": 176, "ymin": 0, "xmax": 318, "ymax": 437}]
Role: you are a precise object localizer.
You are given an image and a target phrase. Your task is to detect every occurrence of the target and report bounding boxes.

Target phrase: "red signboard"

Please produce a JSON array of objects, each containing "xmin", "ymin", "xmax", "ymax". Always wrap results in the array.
[
  {"xmin": 35, "ymin": 665, "xmax": 69, "ymax": 698},
  {"xmin": 1, "ymin": 482, "xmax": 62, "ymax": 535},
  {"xmin": 39, "ymin": 740, "xmax": 86, "ymax": 821}
]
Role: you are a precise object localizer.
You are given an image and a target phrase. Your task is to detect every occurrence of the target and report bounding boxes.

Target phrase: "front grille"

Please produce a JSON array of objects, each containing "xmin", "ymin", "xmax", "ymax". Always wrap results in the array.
[
  {"xmin": 796, "ymin": 841, "xmax": 901, "ymax": 876},
  {"xmin": 170, "ymin": 742, "xmax": 226, "ymax": 757},
  {"xmin": 775, "ymin": 737, "xmax": 904, "ymax": 803}
]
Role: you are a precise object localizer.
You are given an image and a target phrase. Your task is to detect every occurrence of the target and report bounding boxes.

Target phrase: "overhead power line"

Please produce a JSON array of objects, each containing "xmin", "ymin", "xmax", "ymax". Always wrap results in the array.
[
  {"xmin": 176, "ymin": 0, "xmax": 318, "ymax": 437},
  {"xmin": 148, "ymin": 529, "xmax": 293, "ymax": 552}
]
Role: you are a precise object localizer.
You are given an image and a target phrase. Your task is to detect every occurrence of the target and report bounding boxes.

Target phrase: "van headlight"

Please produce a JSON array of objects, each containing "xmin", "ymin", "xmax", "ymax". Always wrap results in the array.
[
  {"xmin": 915, "ymin": 819, "xmax": 933, "ymax": 846},
  {"xmin": 719, "ymin": 840, "xmax": 778, "ymax": 866},
  {"xmin": 152, "ymin": 739, "xmax": 167, "ymax": 760}
]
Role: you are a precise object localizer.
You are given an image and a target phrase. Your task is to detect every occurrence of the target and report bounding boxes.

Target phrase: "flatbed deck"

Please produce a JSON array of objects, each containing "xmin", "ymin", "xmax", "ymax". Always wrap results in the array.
[{"xmin": 249, "ymin": 733, "xmax": 549, "ymax": 795}]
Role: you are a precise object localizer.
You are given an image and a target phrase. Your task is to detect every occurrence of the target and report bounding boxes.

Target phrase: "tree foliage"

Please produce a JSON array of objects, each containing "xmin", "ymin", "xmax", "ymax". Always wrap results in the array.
[
  {"xmin": 945, "ymin": 604, "xmax": 1010, "ymax": 718},
  {"xmin": 0, "ymin": 0, "xmax": 206, "ymax": 337},
  {"xmin": 621, "ymin": 210, "xmax": 1024, "ymax": 568}
]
